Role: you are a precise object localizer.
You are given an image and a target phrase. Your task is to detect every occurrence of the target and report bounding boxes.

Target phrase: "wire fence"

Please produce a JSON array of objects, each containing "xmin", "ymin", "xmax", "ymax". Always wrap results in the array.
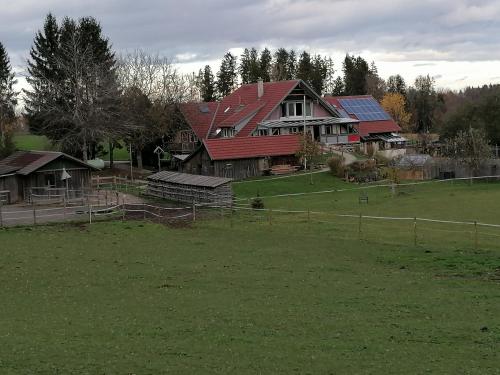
[{"xmin": 1, "ymin": 193, "xmax": 499, "ymax": 251}]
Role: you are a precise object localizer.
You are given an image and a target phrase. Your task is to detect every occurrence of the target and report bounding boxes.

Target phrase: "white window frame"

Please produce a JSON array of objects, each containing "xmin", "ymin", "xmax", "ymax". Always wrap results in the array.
[
  {"xmin": 271, "ymin": 128, "xmax": 281, "ymax": 136},
  {"xmin": 281, "ymin": 101, "xmax": 313, "ymax": 118}
]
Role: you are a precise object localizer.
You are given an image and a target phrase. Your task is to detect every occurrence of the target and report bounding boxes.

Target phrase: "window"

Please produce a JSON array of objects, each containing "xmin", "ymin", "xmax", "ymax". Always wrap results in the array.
[
  {"xmin": 340, "ymin": 126, "xmax": 347, "ymax": 134},
  {"xmin": 221, "ymin": 128, "xmax": 235, "ymax": 137},
  {"xmin": 289, "ymin": 127, "xmax": 300, "ymax": 134},
  {"xmin": 271, "ymin": 128, "xmax": 281, "ymax": 136},
  {"xmin": 258, "ymin": 129, "xmax": 268, "ymax": 136},
  {"xmin": 281, "ymin": 101, "xmax": 313, "ymax": 118},
  {"xmin": 325, "ymin": 125, "xmax": 332, "ymax": 135}
]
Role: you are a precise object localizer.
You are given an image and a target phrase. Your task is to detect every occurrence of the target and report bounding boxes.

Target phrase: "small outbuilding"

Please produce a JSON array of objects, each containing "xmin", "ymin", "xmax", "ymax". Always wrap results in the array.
[
  {"xmin": 146, "ymin": 171, "xmax": 232, "ymax": 206},
  {"xmin": 0, "ymin": 150, "xmax": 97, "ymax": 203},
  {"xmin": 395, "ymin": 154, "xmax": 434, "ymax": 180}
]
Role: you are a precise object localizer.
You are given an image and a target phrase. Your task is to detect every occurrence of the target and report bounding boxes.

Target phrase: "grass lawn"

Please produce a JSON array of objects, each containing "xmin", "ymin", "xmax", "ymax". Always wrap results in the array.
[
  {"xmin": 12, "ymin": 133, "xmax": 53, "ymax": 151},
  {"xmin": 0, "ymin": 219, "xmax": 499, "ymax": 374},
  {"xmin": 234, "ymin": 172, "xmax": 500, "ymax": 224},
  {"xmin": 13, "ymin": 134, "xmax": 130, "ymax": 161}
]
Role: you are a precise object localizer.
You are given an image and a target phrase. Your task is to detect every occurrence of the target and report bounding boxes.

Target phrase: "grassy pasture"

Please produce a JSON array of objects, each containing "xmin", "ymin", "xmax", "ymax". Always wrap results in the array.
[
  {"xmin": 1, "ymin": 172, "xmax": 499, "ymax": 373},
  {"xmin": 0, "ymin": 219, "xmax": 499, "ymax": 374}
]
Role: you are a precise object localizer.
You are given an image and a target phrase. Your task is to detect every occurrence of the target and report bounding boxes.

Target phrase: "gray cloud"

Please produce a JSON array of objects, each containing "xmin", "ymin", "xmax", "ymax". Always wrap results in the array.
[{"xmin": 1, "ymin": 0, "xmax": 499, "ymax": 87}]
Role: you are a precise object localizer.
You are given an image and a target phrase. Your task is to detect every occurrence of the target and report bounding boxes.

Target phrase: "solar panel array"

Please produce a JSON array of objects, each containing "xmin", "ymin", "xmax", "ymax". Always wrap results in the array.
[{"xmin": 338, "ymin": 98, "xmax": 391, "ymax": 121}]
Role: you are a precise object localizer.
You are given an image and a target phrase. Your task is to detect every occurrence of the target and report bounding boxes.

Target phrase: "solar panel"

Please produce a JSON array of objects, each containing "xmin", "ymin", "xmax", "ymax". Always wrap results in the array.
[{"xmin": 338, "ymin": 97, "xmax": 391, "ymax": 121}]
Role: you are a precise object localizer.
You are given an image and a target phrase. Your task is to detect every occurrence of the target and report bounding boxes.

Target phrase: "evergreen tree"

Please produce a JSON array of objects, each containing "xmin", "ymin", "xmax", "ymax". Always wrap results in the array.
[
  {"xmin": 331, "ymin": 76, "xmax": 345, "ymax": 96},
  {"xmin": 0, "ymin": 42, "xmax": 17, "ymax": 157},
  {"xmin": 199, "ymin": 65, "xmax": 216, "ymax": 101},
  {"xmin": 216, "ymin": 52, "xmax": 237, "ymax": 97},
  {"xmin": 239, "ymin": 48, "xmax": 251, "ymax": 84},
  {"xmin": 271, "ymin": 48, "xmax": 289, "ymax": 81},
  {"xmin": 310, "ymin": 55, "xmax": 328, "ymax": 94},
  {"xmin": 259, "ymin": 48, "xmax": 272, "ymax": 82},
  {"xmin": 365, "ymin": 61, "xmax": 386, "ymax": 100},
  {"xmin": 248, "ymin": 47, "xmax": 261, "ymax": 83},
  {"xmin": 287, "ymin": 50, "xmax": 297, "ymax": 79},
  {"xmin": 342, "ymin": 54, "xmax": 370, "ymax": 95},
  {"xmin": 25, "ymin": 13, "xmax": 61, "ymax": 135},
  {"xmin": 296, "ymin": 51, "xmax": 313, "ymax": 85},
  {"xmin": 25, "ymin": 15, "xmax": 121, "ymax": 160}
]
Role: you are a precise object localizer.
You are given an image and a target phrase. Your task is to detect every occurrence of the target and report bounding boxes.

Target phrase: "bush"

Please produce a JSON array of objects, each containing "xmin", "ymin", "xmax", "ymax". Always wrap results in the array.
[
  {"xmin": 327, "ymin": 156, "xmax": 345, "ymax": 178},
  {"xmin": 251, "ymin": 196, "xmax": 264, "ymax": 209}
]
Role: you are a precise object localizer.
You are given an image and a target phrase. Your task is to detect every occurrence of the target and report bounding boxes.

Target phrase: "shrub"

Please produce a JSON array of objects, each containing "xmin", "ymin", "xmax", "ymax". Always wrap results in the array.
[
  {"xmin": 327, "ymin": 156, "xmax": 345, "ymax": 178},
  {"xmin": 251, "ymin": 196, "xmax": 264, "ymax": 209}
]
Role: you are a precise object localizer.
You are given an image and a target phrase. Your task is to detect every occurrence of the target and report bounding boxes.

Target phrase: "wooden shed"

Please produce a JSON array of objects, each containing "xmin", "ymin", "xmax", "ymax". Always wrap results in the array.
[
  {"xmin": 0, "ymin": 151, "xmax": 97, "ymax": 203},
  {"xmin": 146, "ymin": 171, "xmax": 232, "ymax": 206}
]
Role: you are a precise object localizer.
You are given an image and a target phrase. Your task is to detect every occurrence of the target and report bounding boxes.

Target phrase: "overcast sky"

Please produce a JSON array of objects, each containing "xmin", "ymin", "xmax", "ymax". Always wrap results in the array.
[{"xmin": 2, "ymin": 0, "xmax": 500, "ymax": 93}]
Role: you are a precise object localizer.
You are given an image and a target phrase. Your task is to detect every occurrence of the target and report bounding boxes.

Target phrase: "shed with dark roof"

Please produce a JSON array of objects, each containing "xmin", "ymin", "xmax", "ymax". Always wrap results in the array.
[
  {"xmin": 0, "ymin": 151, "xmax": 97, "ymax": 203},
  {"xmin": 146, "ymin": 171, "xmax": 232, "ymax": 205}
]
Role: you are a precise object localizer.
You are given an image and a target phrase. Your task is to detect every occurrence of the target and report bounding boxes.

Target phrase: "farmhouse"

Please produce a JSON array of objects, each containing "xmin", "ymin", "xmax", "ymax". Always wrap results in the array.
[
  {"xmin": 169, "ymin": 79, "xmax": 360, "ymax": 178},
  {"xmin": 324, "ymin": 95, "xmax": 406, "ymax": 158},
  {"xmin": 0, "ymin": 150, "xmax": 97, "ymax": 204},
  {"xmin": 146, "ymin": 171, "xmax": 232, "ymax": 205}
]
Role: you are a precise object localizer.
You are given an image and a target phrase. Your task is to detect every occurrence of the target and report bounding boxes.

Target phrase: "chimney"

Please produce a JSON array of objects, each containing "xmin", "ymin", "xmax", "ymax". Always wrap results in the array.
[{"xmin": 257, "ymin": 78, "xmax": 264, "ymax": 98}]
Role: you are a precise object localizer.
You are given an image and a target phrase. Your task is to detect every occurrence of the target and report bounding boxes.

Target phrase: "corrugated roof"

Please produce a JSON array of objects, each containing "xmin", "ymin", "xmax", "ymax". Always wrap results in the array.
[
  {"xmin": 324, "ymin": 95, "xmax": 401, "ymax": 137},
  {"xmin": 203, "ymin": 134, "xmax": 301, "ymax": 161},
  {"xmin": 0, "ymin": 151, "xmax": 97, "ymax": 176},
  {"xmin": 0, "ymin": 165, "xmax": 19, "ymax": 176},
  {"xmin": 147, "ymin": 171, "xmax": 232, "ymax": 188}
]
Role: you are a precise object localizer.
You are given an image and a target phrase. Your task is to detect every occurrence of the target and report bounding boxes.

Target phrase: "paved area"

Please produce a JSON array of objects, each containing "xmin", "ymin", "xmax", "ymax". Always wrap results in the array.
[{"xmin": 0, "ymin": 191, "xmax": 144, "ymax": 227}]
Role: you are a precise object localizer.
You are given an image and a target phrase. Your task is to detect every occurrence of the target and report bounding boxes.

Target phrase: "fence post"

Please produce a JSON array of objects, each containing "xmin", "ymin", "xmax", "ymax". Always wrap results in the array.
[
  {"xmin": 307, "ymin": 209, "xmax": 311, "ymax": 222},
  {"xmin": 358, "ymin": 213, "xmax": 362, "ymax": 239},
  {"xmin": 413, "ymin": 217, "xmax": 417, "ymax": 246},
  {"xmin": 105, "ymin": 190, "xmax": 108, "ymax": 207},
  {"xmin": 89, "ymin": 204, "xmax": 92, "ymax": 224},
  {"xmin": 63, "ymin": 195, "xmax": 67, "ymax": 221},
  {"xmin": 122, "ymin": 195, "xmax": 126, "ymax": 221},
  {"xmin": 97, "ymin": 175, "xmax": 100, "ymax": 189},
  {"xmin": 0, "ymin": 198, "xmax": 3, "ymax": 228},
  {"xmin": 143, "ymin": 203, "xmax": 146, "ymax": 219},
  {"xmin": 113, "ymin": 176, "xmax": 117, "ymax": 190},
  {"xmin": 230, "ymin": 208, "xmax": 234, "ymax": 228},
  {"xmin": 474, "ymin": 221, "xmax": 478, "ymax": 250},
  {"xmin": 32, "ymin": 201, "xmax": 36, "ymax": 226},
  {"xmin": 192, "ymin": 203, "xmax": 196, "ymax": 222},
  {"xmin": 268, "ymin": 208, "xmax": 272, "ymax": 226}
]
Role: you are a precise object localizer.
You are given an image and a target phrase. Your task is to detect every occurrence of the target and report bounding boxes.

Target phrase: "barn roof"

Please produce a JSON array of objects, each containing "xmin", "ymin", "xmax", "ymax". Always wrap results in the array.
[
  {"xmin": 202, "ymin": 134, "xmax": 301, "ymax": 161},
  {"xmin": 147, "ymin": 171, "xmax": 232, "ymax": 188},
  {"xmin": 0, "ymin": 150, "xmax": 97, "ymax": 176},
  {"xmin": 324, "ymin": 95, "xmax": 401, "ymax": 137}
]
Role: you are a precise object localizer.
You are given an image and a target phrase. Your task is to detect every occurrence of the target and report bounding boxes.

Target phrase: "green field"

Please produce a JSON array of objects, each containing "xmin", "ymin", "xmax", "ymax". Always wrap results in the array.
[
  {"xmin": 1, "ymin": 173, "xmax": 500, "ymax": 373},
  {"xmin": 13, "ymin": 134, "xmax": 130, "ymax": 161}
]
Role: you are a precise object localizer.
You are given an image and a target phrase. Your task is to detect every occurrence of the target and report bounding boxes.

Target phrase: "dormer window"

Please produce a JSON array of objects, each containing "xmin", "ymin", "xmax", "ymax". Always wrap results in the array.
[
  {"xmin": 281, "ymin": 101, "xmax": 313, "ymax": 118},
  {"xmin": 220, "ymin": 128, "xmax": 235, "ymax": 138}
]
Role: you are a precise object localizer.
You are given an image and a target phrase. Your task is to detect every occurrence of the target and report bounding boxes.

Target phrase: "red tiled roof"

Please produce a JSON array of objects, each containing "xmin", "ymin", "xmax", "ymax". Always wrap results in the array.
[
  {"xmin": 203, "ymin": 135, "xmax": 301, "ymax": 161},
  {"xmin": 179, "ymin": 102, "xmax": 218, "ymax": 139},
  {"xmin": 214, "ymin": 80, "xmax": 299, "ymax": 137},
  {"xmin": 324, "ymin": 95, "xmax": 401, "ymax": 137}
]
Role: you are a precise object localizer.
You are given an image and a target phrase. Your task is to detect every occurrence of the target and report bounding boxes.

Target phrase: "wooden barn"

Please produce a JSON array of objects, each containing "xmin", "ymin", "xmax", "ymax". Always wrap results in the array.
[
  {"xmin": 181, "ymin": 135, "xmax": 301, "ymax": 180},
  {"xmin": 146, "ymin": 171, "xmax": 232, "ymax": 206},
  {"xmin": 0, "ymin": 151, "xmax": 97, "ymax": 204}
]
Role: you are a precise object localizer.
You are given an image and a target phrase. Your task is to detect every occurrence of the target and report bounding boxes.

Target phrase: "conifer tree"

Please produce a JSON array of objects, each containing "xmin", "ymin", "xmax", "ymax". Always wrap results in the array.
[
  {"xmin": 198, "ymin": 65, "xmax": 216, "ymax": 101},
  {"xmin": 0, "ymin": 42, "xmax": 17, "ymax": 157},
  {"xmin": 259, "ymin": 48, "xmax": 272, "ymax": 82},
  {"xmin": 216, "ymin": 52, "xmax": 237, "ymax": 97}
]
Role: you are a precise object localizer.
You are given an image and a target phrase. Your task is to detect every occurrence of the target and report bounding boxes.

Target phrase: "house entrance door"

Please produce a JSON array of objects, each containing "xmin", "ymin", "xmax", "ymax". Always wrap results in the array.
[{"xmin": 313, "ymin": 126, "xmax": 320, "ymax": 141}]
